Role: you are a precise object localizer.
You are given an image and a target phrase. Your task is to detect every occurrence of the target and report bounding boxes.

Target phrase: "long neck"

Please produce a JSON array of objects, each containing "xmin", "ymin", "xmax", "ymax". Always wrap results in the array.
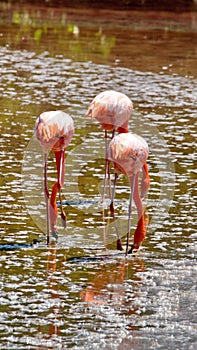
[
  {"xmin": 117, "ymin": 126, "xmax": 128, "ymax": 134},
  {"xmin": 117, "ymin": 117, "xmax": 129, "ymax": 134},
  {"xmin": 55, "ymin": 150, "xmax": 65, "ymax": 188},
  {"xmin": 141, "ymin": 162, "xmax": 150, "ymax": 198},
  {"xmin": 132, "ymin": 173, "xmax": 146, "ymax": 245},
  {"xmin": 50, "ymin": 182, "xmax": 59, "ymax": 232}
]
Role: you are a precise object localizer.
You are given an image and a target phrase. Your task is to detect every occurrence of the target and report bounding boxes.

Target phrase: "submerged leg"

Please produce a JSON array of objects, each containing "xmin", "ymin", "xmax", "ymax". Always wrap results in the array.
[{"xmin": 44, "ymin": 153, "xmax": 50, "ymax": 245}]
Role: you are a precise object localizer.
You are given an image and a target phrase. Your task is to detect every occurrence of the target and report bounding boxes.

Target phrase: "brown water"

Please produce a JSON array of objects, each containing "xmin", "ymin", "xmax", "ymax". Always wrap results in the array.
[{"xmin": 0, "ymin": 4, "xmax": 196, "ymax": 350}]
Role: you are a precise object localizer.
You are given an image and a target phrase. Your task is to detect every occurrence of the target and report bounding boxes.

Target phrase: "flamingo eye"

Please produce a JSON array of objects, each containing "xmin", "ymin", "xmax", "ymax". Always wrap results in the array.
[{"xmin": 55, "ymin": 135, "xmax": 64, "ymax": 139}]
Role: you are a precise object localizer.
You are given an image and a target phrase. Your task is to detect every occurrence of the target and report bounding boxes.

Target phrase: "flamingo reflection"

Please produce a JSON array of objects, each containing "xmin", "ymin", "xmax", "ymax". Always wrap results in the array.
[
  {"xmin": 81, "ymin": 212, "xmax": 148, "ymax": 307},
  {"xmin": 80, "ymin": 252, "xmax": 145, "ymax": 308}
]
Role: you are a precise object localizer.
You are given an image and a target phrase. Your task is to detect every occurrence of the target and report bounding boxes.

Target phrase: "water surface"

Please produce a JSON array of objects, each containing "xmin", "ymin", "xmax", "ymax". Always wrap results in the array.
[{"xmin": 0, "ymin": 4, "xmax": 196, "ymax": 349}]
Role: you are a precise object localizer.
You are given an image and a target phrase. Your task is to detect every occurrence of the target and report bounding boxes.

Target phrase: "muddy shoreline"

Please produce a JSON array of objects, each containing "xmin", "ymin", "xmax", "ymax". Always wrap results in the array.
[
  {"xmin": 1, "ymin": 2, "xmax": 197, "ymax": 33},
  {"xmin": 2, "ymin": 0, "xmax": 197, "ymax": 12}
]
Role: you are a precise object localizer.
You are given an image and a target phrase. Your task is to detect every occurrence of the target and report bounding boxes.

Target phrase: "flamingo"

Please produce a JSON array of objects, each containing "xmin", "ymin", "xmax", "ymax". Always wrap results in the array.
[
  {"xmin": 86, "ymin": 90, "xmax": 133, "ymax": 195},
  {"xmin": 34, "ymin": 111, "xmax": 74, "ymax": 245},
  {"xmin": 109, "ymin": 132, "xmax": 149, "ymax": 255}
]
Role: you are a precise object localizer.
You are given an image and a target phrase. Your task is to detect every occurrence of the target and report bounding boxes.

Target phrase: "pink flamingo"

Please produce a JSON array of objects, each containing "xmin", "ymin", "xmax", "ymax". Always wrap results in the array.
[
  {"xmin": 86, "ymin": 90, "xmax": 133, "ymax": 134},
  {"xmin": 109, "ymin": 132, "xmax": 149, "ymax": 254},
  {"xmin": 86, "ymin": 90, "xmax": 133, "ymax": 193},
  {"xmin": 35, "ymin": 111, "xmax": 74, "ymax": 244}
]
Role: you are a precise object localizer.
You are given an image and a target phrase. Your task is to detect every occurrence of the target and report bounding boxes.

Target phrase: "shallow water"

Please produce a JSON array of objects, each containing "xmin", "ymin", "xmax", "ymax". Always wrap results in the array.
[{"xmin": 0, "ymin": 4, "xmax": 196, "ymax": 350}]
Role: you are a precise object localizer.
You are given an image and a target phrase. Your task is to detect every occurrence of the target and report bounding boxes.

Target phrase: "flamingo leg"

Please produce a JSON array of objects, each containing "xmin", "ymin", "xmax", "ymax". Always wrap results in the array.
[
  {"xmin": 108, "ymin": 129, "xmax": 115, "ymax": 195},
  {"xmin": 102, "ymin": 130, "xmax": 109, "ymax": 203},
  {"xmin": 110, "ymin": 172, "xmax": 118, "ymax": 216},
  {"xmin": 44, "ymin": 153, "xmax": 50, "ymax": 245},
  {"xmin": 103, "ymin": 129, "xmax": 115, "ymax": 203},
  {"xmin": 110, "ymin": 173, "xmax": 123, "ymax": 251},
  {"xmin": 49, "ymin": 149, "xmax": 66, "ymax": 240},
  {"xmin": 126, "ymin": 174, "xmax": 136, "ymax": 255}
]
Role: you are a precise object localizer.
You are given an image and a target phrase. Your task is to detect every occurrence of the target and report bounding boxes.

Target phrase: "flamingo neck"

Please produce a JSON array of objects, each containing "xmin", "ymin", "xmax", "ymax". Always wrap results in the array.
[
  {"xmin": 50, "ymin": 182, "xmax": 59, "ymax": 231},
  {"xmin": 141, "ymin": 162, "xmax": 150, "ymax": 198},
  {"xmin": 133, "ymin": 216, "xmax": 146, "ymax": 245},
  {"xmin": 101, "ymin": 123, "xmax": 114, "ymax": 131},
  {"xmin": 102, "ymin": 124, "xmax": 128, "ymax": 134},
  {"xmin": 55, "ymin": 150, "xmax": 65, "ymax": 188},
  {"xmin": 117, "ymin": 126, "xmax": 128, "ymax": 134},
  {"xmin": 132, "ymin": 173, "xmax": 146, "ymax": 246},
  {"xmin": 143, "ymin": 162, "xmax": 149, "ymax": 177}
]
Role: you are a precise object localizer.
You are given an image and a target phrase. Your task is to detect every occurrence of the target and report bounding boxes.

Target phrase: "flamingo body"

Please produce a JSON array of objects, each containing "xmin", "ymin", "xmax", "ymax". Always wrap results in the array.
[
  {"xmin": 86, "ymin": 90, "xmax": 133, "ymax": 132},
  {"xmin": 35, "ymin": 111, "xmax": 74, "ymax": 244},
  {"xmin": 109, "ymin": 132, "xmax": 149, "ymax": 253},
  {"xmin": 35, "ymin": 110, "xmax": 74, "ymax": 153},
  {"xmin": 109, "ymin": 133, "xmax": 148, "ymax": 176}
]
